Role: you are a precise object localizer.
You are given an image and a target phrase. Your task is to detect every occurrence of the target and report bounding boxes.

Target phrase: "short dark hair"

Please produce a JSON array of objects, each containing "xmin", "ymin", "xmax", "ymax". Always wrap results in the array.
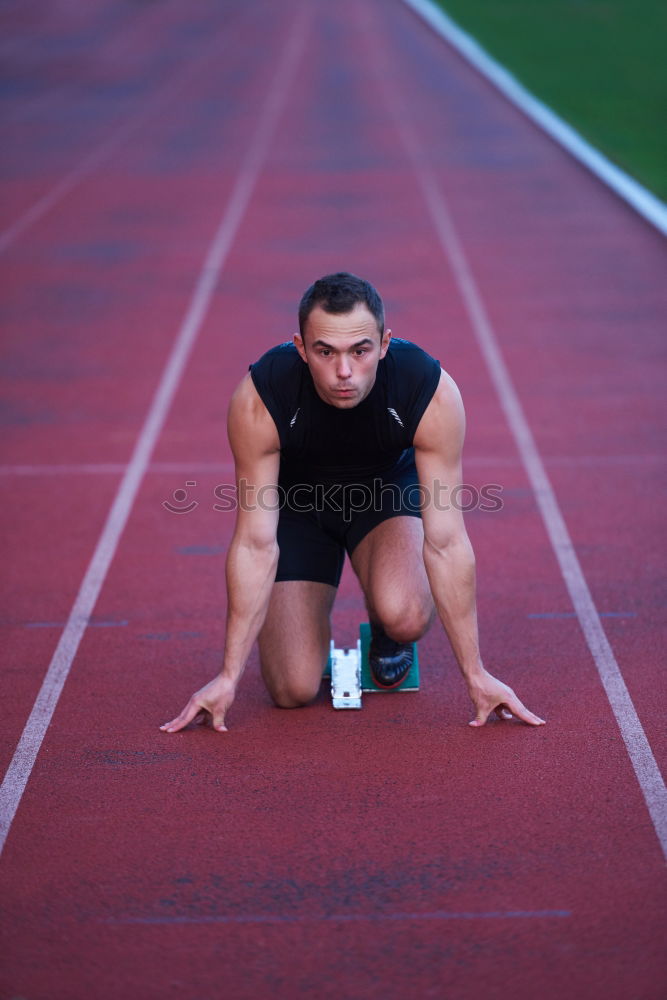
[{"xmin": 298, "ymin": 272, "xmax": 385, "ymax": 338}]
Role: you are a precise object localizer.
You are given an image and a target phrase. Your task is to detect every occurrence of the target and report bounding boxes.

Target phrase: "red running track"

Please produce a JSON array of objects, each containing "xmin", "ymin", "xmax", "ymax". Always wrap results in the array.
[{"xmin": 1, "ymin": 1, "xmax": 665, "ymax": 997}]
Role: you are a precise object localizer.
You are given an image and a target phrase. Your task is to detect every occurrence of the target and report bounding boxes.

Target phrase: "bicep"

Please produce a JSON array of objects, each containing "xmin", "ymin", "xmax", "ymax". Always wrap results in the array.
[
  {"xmin": 415, "ymin": 448, "xmax": 467, "ymax": 550},
  {"xmin": 413, "ymin": 371, "xmax": 468, "ymax": 549},
  {"xmin": 227, "ymin": 374, "xmax": 281, "ymax": 548}
]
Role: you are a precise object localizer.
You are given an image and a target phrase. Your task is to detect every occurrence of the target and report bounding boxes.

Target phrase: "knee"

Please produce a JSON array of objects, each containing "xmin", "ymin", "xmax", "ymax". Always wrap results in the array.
[
  {"xmin": 381, "ymin": 601, "xmax": 434, "ymax": 644},
  {"xmin": 268, "ymin": 676, "xmax": 321, "ymax": 710}
]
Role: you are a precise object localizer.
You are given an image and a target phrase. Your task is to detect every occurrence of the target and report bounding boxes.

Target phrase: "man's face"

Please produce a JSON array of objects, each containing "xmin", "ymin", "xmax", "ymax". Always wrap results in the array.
[{"xmin": 294, "ymin": 303, "xmax": 391, "ymax": 409}]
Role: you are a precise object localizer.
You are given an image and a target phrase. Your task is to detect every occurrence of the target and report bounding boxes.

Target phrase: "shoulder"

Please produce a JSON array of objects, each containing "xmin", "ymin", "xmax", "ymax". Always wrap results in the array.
[
  {"xmin": 250, "ymin": 341, "xmax": 303, "ymax": 384},
  {"xmin": 431, "ymin": 368, "xmax": 464, "ymax": 412},
  {"xmin": 384, "ymin": 338, "xmax": 441, "ymax": 392},
  {"xmin": 228, "ymin": 372, "xmax": 280, "ymax": 457},
  {"xmin": 247, "ymin": 341, "xmax": 307, "ymax": 448},
  {"xmin": 413, "ymin": 369, "xmax": 465, "ymax": 452},
  {"xmin": 385, "ymin": 337, "xmax": 439, "ymax": 369},
  {"xmin": 380, "ymin": 338, "xmax": 442, "ymax": 435}
]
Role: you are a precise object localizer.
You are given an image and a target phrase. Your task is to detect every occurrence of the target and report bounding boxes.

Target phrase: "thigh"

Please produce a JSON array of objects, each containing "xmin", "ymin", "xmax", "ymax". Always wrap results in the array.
[
  {"xmin": 258, "ymin": 580, "xmax": 337, "ymax": 707},
  {"xmin": 349, "ymin": 515, "xmax": 434, "ymax": 635}
]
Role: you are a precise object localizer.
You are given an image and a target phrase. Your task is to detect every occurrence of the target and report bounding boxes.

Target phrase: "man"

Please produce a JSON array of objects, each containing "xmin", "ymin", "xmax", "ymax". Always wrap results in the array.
[{"xmin": 161, "ymin": 273, "xmax": 545, "ymax": 733}]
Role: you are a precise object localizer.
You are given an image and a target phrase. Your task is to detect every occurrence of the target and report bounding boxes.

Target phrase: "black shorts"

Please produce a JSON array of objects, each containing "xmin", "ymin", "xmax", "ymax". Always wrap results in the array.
[{"xmin": 275, "ymin": 451, "xmax": 423, "ymax": 587}]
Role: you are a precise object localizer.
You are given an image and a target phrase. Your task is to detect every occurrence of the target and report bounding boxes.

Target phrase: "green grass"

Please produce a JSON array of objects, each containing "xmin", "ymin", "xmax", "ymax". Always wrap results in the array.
[{"xmin": 433, "ymin": 0, "xmax": 667, "ymax": 201}]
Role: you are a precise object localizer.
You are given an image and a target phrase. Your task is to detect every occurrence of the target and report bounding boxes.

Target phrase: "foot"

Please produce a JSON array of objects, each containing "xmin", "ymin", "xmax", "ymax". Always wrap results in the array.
[{"xmin": 369, "ymin": 623, "xmax": 414, "ymax": 689}]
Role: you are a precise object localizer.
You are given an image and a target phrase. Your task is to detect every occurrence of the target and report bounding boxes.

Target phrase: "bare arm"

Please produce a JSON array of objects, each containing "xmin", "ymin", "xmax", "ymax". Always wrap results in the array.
[
  {"xmin": 219, "ymin": 373, "xmax": 281, "ymax": 686},
  {"xmin": 161, "ymin": 373, "xmax": 280, "ymax": 732},
  {"xmin": 414, "ymin": 371, "xmax": 544, "ymax": 727}
]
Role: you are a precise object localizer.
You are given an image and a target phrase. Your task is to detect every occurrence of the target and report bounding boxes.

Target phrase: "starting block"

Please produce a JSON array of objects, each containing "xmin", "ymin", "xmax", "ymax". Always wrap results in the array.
[
  {"xmin": 329, "ymin": 640, "xmax": 362, "ymax": 709},
  {"xmin": 325, "ymin": 623, "xmax": 420, "ymax": 710}
]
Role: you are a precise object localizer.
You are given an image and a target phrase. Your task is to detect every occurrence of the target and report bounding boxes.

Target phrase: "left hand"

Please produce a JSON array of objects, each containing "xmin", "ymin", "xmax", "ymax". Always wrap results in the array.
[{"xmin": 466, "ymin": 668, "xmax": 546, "ymax": 727}]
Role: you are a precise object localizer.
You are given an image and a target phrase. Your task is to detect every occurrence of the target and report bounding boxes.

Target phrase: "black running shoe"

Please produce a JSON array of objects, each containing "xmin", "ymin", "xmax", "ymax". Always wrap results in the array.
[{"xmin": 369, "ymin": 623, "xmax": 414, "ymax": 689}]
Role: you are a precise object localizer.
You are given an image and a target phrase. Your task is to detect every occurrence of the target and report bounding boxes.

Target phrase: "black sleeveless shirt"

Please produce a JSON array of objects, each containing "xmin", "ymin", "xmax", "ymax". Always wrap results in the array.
[{"xmin": 250, "ymin": 338, "xmax": 441, "ymax": 486}]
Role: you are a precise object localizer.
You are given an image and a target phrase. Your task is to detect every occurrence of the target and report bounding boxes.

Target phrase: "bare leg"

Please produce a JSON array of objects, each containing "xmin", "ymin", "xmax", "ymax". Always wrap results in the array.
[
  {"xmin": 258, "ymin": 580, "xmax": 337, "ymax": 708},
  {"xmin": 350, "ymin": 516, "xmax": 434, "ymax": 642}
]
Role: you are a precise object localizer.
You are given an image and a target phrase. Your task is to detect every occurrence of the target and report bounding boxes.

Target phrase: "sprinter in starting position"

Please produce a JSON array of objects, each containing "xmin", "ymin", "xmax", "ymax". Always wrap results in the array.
[{"xmin": 161, "ymin": 272, "xmax": 545, "ymax": 732}]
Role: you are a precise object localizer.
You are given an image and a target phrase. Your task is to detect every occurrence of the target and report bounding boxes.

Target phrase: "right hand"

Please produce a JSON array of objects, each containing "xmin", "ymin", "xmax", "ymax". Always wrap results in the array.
[
  {"xmin": 466, "ymin": 667, "xmax": 545, "ymax": 728},
  {"xmin": 160, "ymin": 674, "xmax": 236, "ymax": 733}
]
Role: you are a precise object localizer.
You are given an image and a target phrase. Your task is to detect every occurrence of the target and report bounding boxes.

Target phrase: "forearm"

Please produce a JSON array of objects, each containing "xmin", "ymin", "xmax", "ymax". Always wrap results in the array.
[
  {"xmin": 219, "ymin": 537, "xmax": 279, "ymax": 686},
  {"xmin": 423, "ymin": 534, "xmax": 484, "ymax": 682}
]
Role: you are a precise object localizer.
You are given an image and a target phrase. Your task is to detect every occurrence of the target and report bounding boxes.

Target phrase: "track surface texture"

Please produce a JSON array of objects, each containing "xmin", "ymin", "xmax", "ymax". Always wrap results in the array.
[{"xmin": 1, "ymin": 1, "xmax": 665, "ymax": 998}]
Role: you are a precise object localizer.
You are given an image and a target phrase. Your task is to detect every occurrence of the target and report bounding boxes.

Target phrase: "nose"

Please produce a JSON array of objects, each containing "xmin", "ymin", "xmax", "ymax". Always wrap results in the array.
[{"xmin": 336, "ymin": 355, "xmax": 352, "ymax": 379}]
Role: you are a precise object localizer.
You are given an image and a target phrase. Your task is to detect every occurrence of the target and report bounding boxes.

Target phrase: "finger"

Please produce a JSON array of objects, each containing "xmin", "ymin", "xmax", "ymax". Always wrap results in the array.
[
  {"xmin": 504, "ymin": 693, "xmax": 546, "ymax": 726},
  {"xmin": 211, "ymin": 707, "xmax": 229, "ymax": 733},
  {"xmin": 468, "ymin": 705, "xmax": 492, "ymax": 728},
  {"xmin": 160, "ymin": 699, "xmax": 203, "ymax": 733}
]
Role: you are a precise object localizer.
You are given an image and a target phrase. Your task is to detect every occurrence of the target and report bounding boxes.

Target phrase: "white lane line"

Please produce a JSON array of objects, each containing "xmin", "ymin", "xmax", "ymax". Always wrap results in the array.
[
  {"xmin": 367, "ymin": 6, "xmax": 667, "ymax": 861},
  {"xmin": 527, "ymin": 612, "xmax": 637, "ymax": 620},
  {"xmin": 2, "ymin": 100, "xmax": 172, "ymax": 255},
  {"xmin": 0, "ymin": 462, "xmax": 236, "ymax": 476},
  {"xmin": 0, "ymin": 7, "xmax": 249, "ymax": 256},
  {"xmin": 22, "ymin": 621, "xmax": 130, "ymax": 629},
  {"xmin": 0, "ymin": 464, "xmax": 128, "ymax": 476},
  {"xmin": 108, "ymin": 908, "xmax": 571, "ymax": 925},
  {"xmin": 0, "ymin": 455, "xmax": 661, "ymax": 477},
  {"xmin": 402, "ymin": 0, "xmax": 667, "ymax": 238},
  {"xmin": 0, "ymin": 6, "xmax": 309, "ymax": 857}
]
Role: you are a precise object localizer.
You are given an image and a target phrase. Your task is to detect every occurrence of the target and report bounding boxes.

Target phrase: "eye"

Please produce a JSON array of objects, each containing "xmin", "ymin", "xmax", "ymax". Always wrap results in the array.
[
  {"xmin": 354, "ymin": 348, "xmax": 368, "ymax": 357},
  {"xmin": 319, "ymin": 349, "xmax": 332, "ymax": 357}
]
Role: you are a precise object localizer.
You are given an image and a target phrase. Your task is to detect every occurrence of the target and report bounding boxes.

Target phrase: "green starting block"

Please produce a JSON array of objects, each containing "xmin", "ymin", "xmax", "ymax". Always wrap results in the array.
[{"xmin": 324, "ymin": 623, "xmax": 419, "ymax": 709}]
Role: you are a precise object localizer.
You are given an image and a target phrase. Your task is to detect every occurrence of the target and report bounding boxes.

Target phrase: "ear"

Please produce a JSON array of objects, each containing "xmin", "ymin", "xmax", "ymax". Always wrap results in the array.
[
  {"xmin": 379, "ymin": 327, "xmax": 392, "ymax": 360},
  {"xmin": 293, "ymin": 333, "xmax": 308, "ymax": 364}
]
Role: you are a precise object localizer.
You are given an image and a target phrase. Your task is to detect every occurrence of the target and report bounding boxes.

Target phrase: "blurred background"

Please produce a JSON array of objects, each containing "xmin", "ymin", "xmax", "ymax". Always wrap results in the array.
[{"xmin": 433, "ymin": 0, "xmax": 667, "ymax": 199}]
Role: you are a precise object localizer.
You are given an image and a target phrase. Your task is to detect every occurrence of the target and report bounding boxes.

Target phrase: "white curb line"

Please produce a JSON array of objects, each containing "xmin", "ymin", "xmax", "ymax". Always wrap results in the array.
[{"xmin": 403, "ymin": 0, "xmax": 667, "ymax": 237}]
